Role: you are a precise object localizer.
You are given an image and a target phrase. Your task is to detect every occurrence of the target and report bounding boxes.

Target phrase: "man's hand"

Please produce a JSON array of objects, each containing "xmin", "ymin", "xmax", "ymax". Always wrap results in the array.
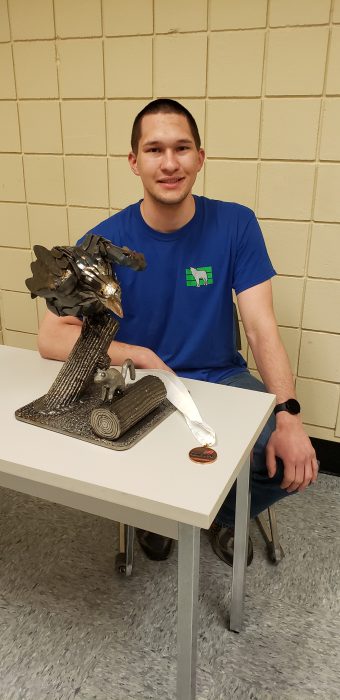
[
  {"xmin": 138, "ymin": 348, "xmax": 175, "ymax": 373},
  {"xmin": 266, "ymin": 415, "xmax": 319, "ymax": 493}
]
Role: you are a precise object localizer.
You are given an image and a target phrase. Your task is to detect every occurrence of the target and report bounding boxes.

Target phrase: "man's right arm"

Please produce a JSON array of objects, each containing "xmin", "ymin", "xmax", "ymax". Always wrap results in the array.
[{"xmin": 38, "ymin": 310, "xmax": 173, "ymax": 371}]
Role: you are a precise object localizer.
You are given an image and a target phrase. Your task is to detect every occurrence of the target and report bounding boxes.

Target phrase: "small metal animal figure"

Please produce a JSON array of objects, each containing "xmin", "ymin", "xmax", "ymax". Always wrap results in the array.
[{"xmin": 94, "ymin": 359, "xmax": 136, "ymax": 402}]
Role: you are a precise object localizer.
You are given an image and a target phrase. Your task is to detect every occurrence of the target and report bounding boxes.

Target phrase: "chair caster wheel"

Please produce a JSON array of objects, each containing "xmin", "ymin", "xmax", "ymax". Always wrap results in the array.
[
  {"xmin": 267, "ymin": 544, "xmax": 284, "ymax": 564},
  {"xmin": 115, "ymin": 552, "xmax": 126, "ymax": 574}
]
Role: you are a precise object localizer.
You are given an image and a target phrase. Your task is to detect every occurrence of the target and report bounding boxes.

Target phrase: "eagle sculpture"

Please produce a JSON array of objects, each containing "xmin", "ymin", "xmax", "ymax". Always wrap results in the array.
[{"xmin": 26, "ymin": 233, "xmax": 146, "ymax": 319}]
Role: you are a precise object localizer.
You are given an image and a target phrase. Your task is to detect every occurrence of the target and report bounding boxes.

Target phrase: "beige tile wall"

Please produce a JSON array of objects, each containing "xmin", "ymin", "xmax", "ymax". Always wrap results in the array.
[{"xmin": 0, "ymin": 0, "xmax": 339, "ymax": 442}]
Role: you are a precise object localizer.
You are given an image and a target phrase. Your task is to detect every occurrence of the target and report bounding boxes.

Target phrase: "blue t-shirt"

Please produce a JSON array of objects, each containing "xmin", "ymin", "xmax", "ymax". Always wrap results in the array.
[{"xmin": 81, "ymin": 196, "xmax": 275, "ymax": 383}]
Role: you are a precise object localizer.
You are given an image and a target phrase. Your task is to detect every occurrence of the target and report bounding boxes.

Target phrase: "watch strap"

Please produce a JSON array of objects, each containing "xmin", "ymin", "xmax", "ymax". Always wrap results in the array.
[{"xmin": 274, "ymin": 399, "xmax": 301, "ymax": 416}]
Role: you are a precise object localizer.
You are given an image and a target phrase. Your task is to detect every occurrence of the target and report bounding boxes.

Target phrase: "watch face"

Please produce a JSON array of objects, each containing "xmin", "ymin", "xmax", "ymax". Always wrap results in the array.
[{"xmin": 286, "ymin": 399, "xmax": 300, "ymax": 415}]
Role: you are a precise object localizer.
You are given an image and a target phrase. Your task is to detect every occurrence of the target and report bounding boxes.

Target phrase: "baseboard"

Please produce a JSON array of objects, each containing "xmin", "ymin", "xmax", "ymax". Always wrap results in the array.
[{"xmin": 310, "ymin": 438, "xmax": 340, "ymax": 477}]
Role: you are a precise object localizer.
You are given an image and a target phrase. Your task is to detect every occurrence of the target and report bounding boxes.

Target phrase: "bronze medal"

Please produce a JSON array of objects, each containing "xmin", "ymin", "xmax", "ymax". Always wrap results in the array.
[{"xmin": 189, "ymin": 445, "xmax": 217, "ymax": 464}]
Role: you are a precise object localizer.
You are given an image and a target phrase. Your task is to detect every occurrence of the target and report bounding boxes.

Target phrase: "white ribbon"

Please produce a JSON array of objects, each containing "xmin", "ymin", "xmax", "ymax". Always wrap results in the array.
[{"xmin": 135, "ymin": 369, "xmax": 216, "ymax": 447}]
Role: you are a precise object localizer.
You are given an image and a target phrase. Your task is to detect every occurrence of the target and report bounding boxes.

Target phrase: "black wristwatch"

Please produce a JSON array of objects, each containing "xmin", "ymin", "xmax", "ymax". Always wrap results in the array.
[{"xmin": 274, "ymin": 399, "xmax": 301, "ymax": 416}]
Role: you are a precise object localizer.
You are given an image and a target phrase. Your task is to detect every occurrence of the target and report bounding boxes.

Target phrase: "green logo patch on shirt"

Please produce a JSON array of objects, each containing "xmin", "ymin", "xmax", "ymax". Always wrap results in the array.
[{"xmin": 186, "ymin": 266, "xmax": 213, "ymax": 287}]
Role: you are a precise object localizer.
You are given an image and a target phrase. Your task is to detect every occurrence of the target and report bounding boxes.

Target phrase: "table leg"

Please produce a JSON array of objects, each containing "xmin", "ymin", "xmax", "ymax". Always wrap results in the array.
[
  {"xmin": 177, "ymin": 523, "xmax": 200, "ymax": 700},
  {"xmin": 230, "ymin": 456, "xmax": 251, "ymax": 633}
]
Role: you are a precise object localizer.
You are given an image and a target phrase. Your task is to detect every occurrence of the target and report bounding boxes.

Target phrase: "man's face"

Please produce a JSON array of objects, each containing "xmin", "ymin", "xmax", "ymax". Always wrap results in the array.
[{"xmin": 128, "ymin": 112, "xmax": 205, "ymax": 206}]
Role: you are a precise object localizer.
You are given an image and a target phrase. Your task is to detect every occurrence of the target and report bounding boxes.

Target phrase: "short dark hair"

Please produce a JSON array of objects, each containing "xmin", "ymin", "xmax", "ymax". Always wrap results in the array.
[{"xmin": 130, "ymin": 98, "xmax": 201, "ymax": 153}]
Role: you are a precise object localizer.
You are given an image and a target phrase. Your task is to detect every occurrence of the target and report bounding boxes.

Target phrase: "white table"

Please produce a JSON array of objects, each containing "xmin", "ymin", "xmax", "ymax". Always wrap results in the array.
[{"xmin": 0, "ymin": 346, "xmax": 275, "ymax": 699}]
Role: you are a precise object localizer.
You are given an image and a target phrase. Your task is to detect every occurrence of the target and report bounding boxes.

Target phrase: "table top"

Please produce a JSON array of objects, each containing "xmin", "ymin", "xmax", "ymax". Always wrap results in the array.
[{"xmin": 0, "ymin": 346, "xmax": 275, "ymax": 528}]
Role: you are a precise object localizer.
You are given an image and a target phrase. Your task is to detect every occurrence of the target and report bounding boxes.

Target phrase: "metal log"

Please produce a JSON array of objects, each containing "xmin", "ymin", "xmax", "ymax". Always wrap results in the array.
[{"xmin": 90, "ymin": 376, "xmax": 166, "ymax": 439}]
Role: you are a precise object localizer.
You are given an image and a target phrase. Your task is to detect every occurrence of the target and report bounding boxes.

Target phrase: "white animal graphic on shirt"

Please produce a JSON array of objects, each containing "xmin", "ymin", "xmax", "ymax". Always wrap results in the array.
[{"xmin": 190, "ymin": 267, "xmax": 208, "ymax": 287}]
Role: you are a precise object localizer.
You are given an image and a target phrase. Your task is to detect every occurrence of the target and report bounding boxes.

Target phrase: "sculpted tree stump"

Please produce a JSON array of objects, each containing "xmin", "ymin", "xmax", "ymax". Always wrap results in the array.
[{"xmin": 34, "ymin": 313, "xmax": 118, "ymax": 415}]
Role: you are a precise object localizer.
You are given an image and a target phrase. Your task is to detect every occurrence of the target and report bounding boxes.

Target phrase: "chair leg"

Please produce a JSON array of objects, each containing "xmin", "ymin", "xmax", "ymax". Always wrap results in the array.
[
  {"xmin": 255, "ymin": 506, "xmax": 284, "ymax": 564},
  {"xmin": 267, "ymin": 506, "xmax": 283, "ymax": 562},
  {"xmin": 115, "ymin": 523, "xmax": 135, "ymax": 576}
]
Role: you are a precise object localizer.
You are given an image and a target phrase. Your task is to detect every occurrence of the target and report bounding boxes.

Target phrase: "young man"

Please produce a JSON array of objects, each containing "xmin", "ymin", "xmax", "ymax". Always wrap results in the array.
[{"xmin": 38, "ymin": 99, "xmax": 318, "ymax": 566}]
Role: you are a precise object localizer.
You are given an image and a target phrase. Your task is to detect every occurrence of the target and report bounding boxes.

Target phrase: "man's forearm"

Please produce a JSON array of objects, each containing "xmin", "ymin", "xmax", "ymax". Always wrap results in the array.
[
  {"xmin": 38, "ymin": 320, "xmax": 82, "ymax": 362},
  {"xmin": 248, "ymin": 325, "xmax": 296, "ymax": 404},
  {"xmin": 38, "ymin": 312, "xmax": 172, "ymax": 371},
  {"xmin": 250, "ymin": 323, "xmax": 318, "ymax": 489},
  {"xmin": 238, "ymin": 281, "xmax": 317, "ymax": 487},
  {"xmin": 238, "ymin": 280, "xmax": 297, "ymax": 404}
]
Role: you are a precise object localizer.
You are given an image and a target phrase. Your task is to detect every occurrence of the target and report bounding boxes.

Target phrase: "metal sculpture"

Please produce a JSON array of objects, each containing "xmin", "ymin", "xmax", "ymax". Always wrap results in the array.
[{"xmin": 16, "ymin": 234, "xmax": 174, "ymax": 449}]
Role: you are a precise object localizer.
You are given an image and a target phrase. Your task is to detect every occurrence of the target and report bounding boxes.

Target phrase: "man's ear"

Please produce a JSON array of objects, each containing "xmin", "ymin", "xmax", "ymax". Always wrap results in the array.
[
  {"xmin": 128, "ymin": 151, "xmax": 139, "ymax": 176},
  {"xmin": 197, "ymin": 148, "xmax": 205, "ymax": 172}
]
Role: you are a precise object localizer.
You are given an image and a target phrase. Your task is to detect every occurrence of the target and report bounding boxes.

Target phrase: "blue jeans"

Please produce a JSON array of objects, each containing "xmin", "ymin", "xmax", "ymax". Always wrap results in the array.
[{"xmin": 215, "ymin": 370, "xmax": 292, "ymax": 527}]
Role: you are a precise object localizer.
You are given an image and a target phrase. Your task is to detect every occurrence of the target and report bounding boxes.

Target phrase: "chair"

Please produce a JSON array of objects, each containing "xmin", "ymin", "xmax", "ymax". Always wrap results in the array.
[
  {"xmin": 116, "ymin": 303, "xmax": 284, "ymax": 575},
  {"xmin": 116, "ymin": 511, "xmax": 284, "ymax": 575}
]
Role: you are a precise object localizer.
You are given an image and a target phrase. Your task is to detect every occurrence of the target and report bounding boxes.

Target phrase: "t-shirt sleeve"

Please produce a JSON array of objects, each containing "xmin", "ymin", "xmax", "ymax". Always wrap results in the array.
[
  {"xmin": 232, "ymin": 212, "xmax": 276, "ymax": 295},
  {"xmin": 75, "ymin": 217, "xmax": 117, "ymax": 248}
]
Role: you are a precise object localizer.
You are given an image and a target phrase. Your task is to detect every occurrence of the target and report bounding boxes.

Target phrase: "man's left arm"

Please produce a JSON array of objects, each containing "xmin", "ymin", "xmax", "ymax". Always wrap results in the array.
[{"xmin": 237, "ymin": 279, "xmax": 318, "ymax": 493}]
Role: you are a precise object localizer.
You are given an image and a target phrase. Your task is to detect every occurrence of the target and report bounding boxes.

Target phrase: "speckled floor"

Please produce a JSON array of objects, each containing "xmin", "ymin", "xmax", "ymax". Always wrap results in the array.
[{"xmin": 0, "ymin": 474, "xmax": 339, "ymax": 700}]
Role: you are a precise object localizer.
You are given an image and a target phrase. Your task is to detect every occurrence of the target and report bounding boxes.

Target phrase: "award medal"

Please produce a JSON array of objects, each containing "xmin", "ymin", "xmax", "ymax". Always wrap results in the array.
[{"xmin": 189, "ymin": 445, "xmax": 217, "ymax": 464}]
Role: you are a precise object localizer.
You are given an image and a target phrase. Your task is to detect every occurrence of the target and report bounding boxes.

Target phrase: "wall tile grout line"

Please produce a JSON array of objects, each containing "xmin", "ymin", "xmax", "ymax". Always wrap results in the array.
[
  {"xmin": 296, "ymin": 3, "xmax": 336, "ymax": 381},
  {"xmin": 253, "ymin": 0, "xmax": 270, "ymax": 219},
  {"xmin": 52, "ymin": 0, "xmax": 68, "ymax": 248}
]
